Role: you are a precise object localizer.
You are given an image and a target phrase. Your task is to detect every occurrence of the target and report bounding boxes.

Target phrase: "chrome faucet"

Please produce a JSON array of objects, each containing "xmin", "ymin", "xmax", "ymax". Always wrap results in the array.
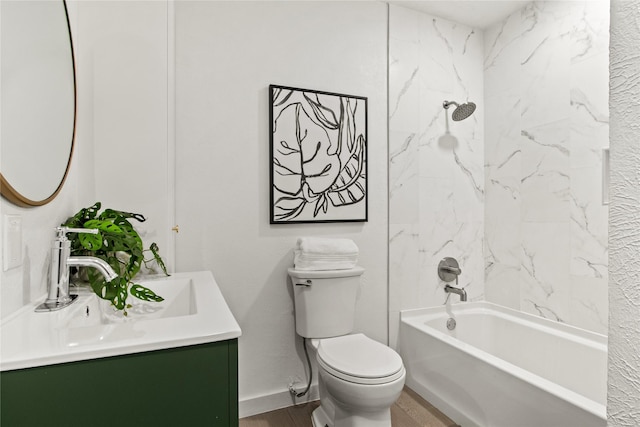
[
  {"xmin": 35, "ymin": 227, "xmax": 119, "ymax": 312},
  {"xmin": 438, "ymin": 257, "xmax": 467, "ymax": 302}
]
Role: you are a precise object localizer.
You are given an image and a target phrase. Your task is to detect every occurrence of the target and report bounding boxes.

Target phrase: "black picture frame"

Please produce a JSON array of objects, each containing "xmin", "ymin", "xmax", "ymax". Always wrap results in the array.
[{"xmin": 269, "ymin": 85, "xmax": 368, "ymax": 224}]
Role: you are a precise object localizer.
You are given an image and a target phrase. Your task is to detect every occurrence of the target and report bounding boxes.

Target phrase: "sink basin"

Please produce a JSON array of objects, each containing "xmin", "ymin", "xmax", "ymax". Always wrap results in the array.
[
  {"xmin": 1, "ymin": 271, "xmax": 241, "ymax": 371},
  {"xmin": 59, "ymin": 276, "xmax": 199, "ymax": 348},
  {"xmin": 64, "ymin": 277, "xmax": 196, "ymax": 330}
]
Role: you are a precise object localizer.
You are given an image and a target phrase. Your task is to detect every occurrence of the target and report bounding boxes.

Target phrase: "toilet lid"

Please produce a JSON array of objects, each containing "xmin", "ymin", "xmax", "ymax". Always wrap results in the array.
[{"xmin": 317, "ymin": 334, "xmax": 404, "ymax": 385}]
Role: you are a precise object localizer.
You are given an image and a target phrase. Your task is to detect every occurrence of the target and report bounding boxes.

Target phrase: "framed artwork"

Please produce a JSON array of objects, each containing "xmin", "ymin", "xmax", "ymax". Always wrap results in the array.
[{"xmin": 269, "ymin": 85, "xmax": 368, "ymax": 224}]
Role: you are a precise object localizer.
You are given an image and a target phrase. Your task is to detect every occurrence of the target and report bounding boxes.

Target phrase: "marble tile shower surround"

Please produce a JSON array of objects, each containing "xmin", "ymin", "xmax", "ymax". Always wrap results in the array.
[
  {"xmin": 389, "ymin": 5, "xmax": 485, "ymax": 347},
  {"xmin": 389, "ymin": 1, "xmax": 609, "ymax": 345},
  {"xmin": 483, "ymin": 0, "xmax": 609, "ymax": 334}
]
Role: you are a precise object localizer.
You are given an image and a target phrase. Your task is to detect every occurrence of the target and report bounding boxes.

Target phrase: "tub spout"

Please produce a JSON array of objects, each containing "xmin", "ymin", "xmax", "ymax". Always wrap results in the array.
[{"xmin": 445, "ymin": 284, "xmax": 467, "ymax": 302}]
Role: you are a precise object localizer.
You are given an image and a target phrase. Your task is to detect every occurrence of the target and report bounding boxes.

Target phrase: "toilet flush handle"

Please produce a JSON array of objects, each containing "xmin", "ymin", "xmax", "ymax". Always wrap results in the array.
[{"xmin": 295, "ymin": 279, "xmax": 313, "ymax": 287}]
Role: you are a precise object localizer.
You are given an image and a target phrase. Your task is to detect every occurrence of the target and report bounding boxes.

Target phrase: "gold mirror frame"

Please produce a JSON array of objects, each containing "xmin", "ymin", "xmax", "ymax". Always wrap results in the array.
[{"xmin": 0, "ymin": 0, "xmax": 77, "ymax": 208}]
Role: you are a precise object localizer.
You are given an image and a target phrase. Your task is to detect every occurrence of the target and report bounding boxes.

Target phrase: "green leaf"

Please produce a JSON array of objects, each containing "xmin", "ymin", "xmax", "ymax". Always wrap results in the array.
[
  {"xmin": 84, "ymin": 219, "xmax": 124, "ymax": 235},
  {"xmin": 100, "ymin": 209, "xmax": 146, "ymax": 223},
  {"xmin": 149, "ymin": 243, "xmax": 169, "ymax": 276},
  {"xmin": 105, "ymin": 255, "xmax": 123, "ymax": 276},
  {"xmin": 84, "ymin": 202, "xmax": 102, "ymax": 220},
  {"xmin": 130, "ymin": 284, "xmax": 164, "ymax": 302},
  {"xmin": 88, "ymin": 270, "xmax": 117, "ymax": 300},
  {"xmin": 110, "ymin": 278, "xmax": 130, "ymax": 310},
  {"xmin": 79, "ymin": 232, "xmax": 103, "ymax": 251},
  {"xmin": 62, "ymin": 202, "xmax": 101, "ymax": 228},
  {"xmin": 127, "ymin": 253, "xmax": 143, "ymax": 280}
]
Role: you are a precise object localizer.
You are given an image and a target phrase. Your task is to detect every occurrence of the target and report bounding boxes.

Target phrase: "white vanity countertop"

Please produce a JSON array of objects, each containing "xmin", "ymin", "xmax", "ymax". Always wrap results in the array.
[{"xmin": 0, "ymin": 271, "xmax": 241, "ymax": 371}]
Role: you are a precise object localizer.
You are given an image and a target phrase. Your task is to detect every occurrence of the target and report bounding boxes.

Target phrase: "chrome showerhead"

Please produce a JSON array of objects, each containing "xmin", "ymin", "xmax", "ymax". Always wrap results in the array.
[{"xmin": 443, "ymin": 100, "xmax": 476, "ymax": 121}]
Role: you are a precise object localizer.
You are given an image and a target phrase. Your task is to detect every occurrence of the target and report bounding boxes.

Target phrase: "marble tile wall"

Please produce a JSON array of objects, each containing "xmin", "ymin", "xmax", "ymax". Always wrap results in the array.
[
  {"xmin": 484, "ymin": 1, "xmax": 609, "ymax": 335},
  {"xmin": 389, "ymin": 5, "xmax": 485, "ymax": 347},
  {"xmin": 389, "ymin": 1, "xmax": 609, "ymax": 343}
]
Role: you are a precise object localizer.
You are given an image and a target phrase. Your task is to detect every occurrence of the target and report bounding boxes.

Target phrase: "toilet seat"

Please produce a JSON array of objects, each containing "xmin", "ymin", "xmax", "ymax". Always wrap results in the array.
[{"xmin": 317, "ymin": 334, "xmax": 404, "ymax": 385}]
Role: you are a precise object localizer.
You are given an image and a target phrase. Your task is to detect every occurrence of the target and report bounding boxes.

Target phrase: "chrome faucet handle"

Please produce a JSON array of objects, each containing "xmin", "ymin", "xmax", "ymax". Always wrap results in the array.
[
  {"xmin": 441, "ymin": 265, "xmax": 462, "ymax": 275},
  {"xmin": 55, "ymin": 226, "xmax": 99, "ymax": 240},
  {"xmin": 438, "ymin": 257, "xmax": 462, "ymax": 283}
]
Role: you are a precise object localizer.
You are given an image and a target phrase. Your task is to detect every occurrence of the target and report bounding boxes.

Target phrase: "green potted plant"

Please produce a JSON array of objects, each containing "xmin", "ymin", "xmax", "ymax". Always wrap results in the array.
[{"xmin": 63, "ymin": 202, "xmax": 169, "ymax": 314}]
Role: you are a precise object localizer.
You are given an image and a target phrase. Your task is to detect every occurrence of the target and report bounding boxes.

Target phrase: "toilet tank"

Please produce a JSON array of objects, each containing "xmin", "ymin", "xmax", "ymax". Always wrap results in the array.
[{"xmin": 288, "ymin": 267, "xmax": 364, "ymax": 339}]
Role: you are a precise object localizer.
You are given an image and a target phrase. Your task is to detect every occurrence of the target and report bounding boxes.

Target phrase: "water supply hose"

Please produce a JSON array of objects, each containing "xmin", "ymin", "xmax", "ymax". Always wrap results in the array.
[{"xmin": 289, "ymin": 338, "xmax": 313, "ymax": 398}]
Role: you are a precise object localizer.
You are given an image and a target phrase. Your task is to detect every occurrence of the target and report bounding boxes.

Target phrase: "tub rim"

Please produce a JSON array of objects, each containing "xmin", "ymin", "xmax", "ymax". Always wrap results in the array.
[{"xmin": 400, "ymin": 301, "xmax": 607, "ymax": 421}]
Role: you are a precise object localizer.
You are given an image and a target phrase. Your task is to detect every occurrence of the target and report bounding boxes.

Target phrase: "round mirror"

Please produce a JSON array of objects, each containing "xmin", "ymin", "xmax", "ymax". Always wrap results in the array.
[{"xmin": 0, "ymin": 0, "xmax": 76, "ymax": 207}]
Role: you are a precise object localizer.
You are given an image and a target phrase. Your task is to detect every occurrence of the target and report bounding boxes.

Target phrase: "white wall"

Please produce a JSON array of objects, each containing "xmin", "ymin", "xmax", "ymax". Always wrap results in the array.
[
  {"xmin": 74, "ymin": 0, "xmax": 172, "ymax": 267},
  {"xmin": 608, "ymin": 0, "xmax": 640, "ymax": 423},
  {"xmin": 173, "ymin": 1, "xmax": 388, "ymax": 416},
  {"xmin": 484, "ymin": 1, "xmax": 609, "ymax": 334},
  {"xmin": 388, "ymin": 4, "xmax": 485, "ymax": 348}
]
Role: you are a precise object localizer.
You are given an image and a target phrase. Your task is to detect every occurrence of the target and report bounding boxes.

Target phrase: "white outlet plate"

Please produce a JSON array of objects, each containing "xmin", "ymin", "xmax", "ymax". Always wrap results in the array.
[{"xmin": 3, "ymin": 215, "xmax": 22, "ymax": 271}]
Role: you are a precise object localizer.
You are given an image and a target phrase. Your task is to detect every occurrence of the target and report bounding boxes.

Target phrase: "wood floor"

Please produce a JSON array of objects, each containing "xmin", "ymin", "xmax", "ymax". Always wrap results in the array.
[{"xmin": 239, "ymin": 386, "xmax": 459, "ymax": 427}]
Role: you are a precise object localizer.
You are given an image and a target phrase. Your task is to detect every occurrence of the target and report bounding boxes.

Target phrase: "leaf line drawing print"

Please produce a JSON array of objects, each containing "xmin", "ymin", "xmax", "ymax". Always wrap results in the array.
[{"xmin": 269, "ymin": 85, "xmax": 368, "ymax": 224}]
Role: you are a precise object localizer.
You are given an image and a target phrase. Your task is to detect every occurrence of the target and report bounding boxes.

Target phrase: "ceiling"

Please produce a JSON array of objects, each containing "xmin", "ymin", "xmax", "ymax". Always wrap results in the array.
[{"xmin": 388, "ymin": 1, "xmax": 530, "ymax": 29}]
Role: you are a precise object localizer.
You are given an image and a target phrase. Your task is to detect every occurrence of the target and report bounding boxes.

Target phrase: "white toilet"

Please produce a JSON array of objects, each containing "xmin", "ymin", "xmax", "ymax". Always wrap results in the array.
[{"xmin": 288, "ymin": 267, "xmax": 406, "ymax": 427}]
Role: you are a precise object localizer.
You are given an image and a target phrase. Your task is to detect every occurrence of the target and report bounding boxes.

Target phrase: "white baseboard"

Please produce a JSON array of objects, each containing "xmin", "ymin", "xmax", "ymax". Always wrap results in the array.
[{"xmin": 239, "ymin": 384, "xmax": 319, "ymax": 418}]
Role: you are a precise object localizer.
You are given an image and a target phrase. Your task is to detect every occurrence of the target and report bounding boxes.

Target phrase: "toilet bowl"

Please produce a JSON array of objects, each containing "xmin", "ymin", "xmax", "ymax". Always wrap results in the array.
[
  {"xmin": 288, "ymin": 267, "xmax": 406, "ymax": 427},
  {"xmin": 310, "ymin": 334, "xmax": 406, "ymax": 427}
]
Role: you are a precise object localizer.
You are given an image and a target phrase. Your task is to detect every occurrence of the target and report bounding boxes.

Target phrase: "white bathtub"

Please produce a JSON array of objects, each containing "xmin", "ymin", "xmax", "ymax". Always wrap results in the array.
[{"xmin": 399, "ymin": 302, "xmax": 607, "ymax": 427}]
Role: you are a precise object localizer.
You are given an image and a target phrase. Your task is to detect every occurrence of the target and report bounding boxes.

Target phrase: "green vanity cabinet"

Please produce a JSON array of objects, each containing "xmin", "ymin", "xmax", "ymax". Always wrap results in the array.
[{"xmin": 1, "ymin": 339, "xmax": 238, "ymax": 427}]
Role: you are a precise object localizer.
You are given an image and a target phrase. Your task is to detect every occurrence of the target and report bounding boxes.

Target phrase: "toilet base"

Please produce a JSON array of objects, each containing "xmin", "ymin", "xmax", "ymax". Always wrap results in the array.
[
  {"xmin": 311, "ymin": 403, "xmax": 393, "ymax": 427},
  {"xmin": 311, "ymin": 406, "xmax": 331, "ymax": 427}
]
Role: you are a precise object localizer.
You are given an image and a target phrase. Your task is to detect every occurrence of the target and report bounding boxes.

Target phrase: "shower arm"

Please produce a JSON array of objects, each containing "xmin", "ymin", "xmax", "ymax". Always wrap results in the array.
[{"xmin": 443, "ymin": 100, "xmax": 459, "ymax": 110}]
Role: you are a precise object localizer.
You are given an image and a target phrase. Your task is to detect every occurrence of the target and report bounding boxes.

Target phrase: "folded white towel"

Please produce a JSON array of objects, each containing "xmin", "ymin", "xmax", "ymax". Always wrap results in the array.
[
  {"xmin": 294, "ymin": 250, "xmax": 358, "ymax": 271},
  {"xmin": 296, "ymin": 237, "xmax": 359, "ymax": 256},
  {"xmin": 293, "ymin": 237, "xmax": 359, "ymax": 270}
]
